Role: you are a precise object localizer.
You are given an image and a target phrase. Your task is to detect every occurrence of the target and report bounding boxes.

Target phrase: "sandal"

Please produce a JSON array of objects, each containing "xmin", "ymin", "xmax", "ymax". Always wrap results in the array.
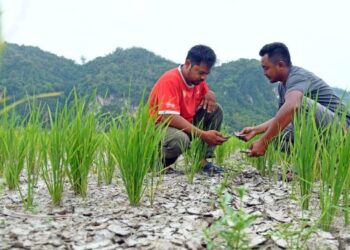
[{"xmin": 202, "ymin": 162, "xmax": 224, "ymax": 175}]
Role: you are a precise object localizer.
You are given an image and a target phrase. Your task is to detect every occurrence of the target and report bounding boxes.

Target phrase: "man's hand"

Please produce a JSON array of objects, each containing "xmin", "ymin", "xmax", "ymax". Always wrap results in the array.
[
  {"xmin": 239, "ymin": 127, "xmax": 258, "ymax": 142},
  {"xmin": 202, "ymin": 90, "xmax": 216, "ymax": 113},
  {"xmin": 201, "ymin": 130, "xmax": 227, "ymax": 145},
  {"xmin": 248, "ymin": 139, "xmax": 268, "ymax": 157}
]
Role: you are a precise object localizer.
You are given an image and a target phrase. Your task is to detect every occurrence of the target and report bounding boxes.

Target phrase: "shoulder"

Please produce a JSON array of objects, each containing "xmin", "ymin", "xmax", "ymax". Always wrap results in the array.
[
  {"xmin": 159, "ymin": 67, "xmax": 180, "ymax": 80},
  {"xmin": 288, "ymin": 66, "xmax": 308, "ymax": 82}
]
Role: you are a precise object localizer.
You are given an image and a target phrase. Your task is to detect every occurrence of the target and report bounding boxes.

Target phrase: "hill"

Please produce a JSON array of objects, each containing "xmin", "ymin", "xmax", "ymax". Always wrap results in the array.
[{"xmin": 0, "ymin": 42, "xmax": 317, "ymax": 130}]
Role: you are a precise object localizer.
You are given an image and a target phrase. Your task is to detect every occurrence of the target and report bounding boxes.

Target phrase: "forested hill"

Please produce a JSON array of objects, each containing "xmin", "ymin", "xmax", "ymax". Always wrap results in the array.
[{"xmin": 8, "ymin": 42, "xmax": 350, "ymax": 130}]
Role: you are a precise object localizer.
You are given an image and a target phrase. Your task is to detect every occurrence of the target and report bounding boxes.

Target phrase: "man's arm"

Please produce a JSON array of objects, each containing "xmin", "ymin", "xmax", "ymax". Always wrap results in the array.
[
  {"xmin": 239, "ymin": 118, "xmax": 275, "ymax": 141},
  {"xmin": 249, "ymin": 90, "xmax": 303, "ymax": 156},
  {"xmin": 159, "ymin": 114, "xmax": 226, "ymax": 145}
]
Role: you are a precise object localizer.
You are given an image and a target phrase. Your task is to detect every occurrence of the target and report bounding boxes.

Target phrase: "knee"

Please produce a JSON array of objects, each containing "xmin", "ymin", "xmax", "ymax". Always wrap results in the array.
[
  {"xmin": 214, "ymin": 103, "xmax": 223, "ymax": 117},
  {"xmin": 163, "ymin": 131, "xmax": 190, "ymax": 157}
]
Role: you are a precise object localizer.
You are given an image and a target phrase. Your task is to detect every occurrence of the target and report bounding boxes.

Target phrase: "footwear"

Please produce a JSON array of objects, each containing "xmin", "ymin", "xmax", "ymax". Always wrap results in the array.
[
  {"xmin": 278, "ymin": 169, "xmax": 295, "ymax": 182},
  {"xmin": 202, "ymin": 162, "xmax": 224, "ymax": 175},
  {"xmin": 164, "ymin": 166, "xmax": 179, "ymax": 174}
]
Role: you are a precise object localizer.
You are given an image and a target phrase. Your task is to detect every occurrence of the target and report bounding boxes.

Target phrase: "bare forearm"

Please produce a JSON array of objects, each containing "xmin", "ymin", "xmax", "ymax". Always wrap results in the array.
[
  {"xmin": 260, "ymin": 91, "xmax": 303, "ymax": 144},
  {"xmin": 260, "ymin": 106, "xmax": 294, "ymax": 144},
  {"xmin": 254, "ymin": 118, "xmax": 275, "ymax": 134}
]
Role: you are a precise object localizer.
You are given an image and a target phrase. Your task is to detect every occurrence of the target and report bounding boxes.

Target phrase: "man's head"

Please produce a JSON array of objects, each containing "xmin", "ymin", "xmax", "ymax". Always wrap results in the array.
[
  {"xmin": 259, "ymin": 42, "xmax": 292, "ymax": 84},
  {"xmin": 182, "ymin": 45, "xmax": 216, "ymax": 85}
]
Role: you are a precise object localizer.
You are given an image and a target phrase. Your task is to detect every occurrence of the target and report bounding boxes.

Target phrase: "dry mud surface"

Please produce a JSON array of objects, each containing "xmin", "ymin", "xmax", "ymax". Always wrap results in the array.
[{"xmin": 1, "ymin": 157, "xmax": 350, "ymax": 250}]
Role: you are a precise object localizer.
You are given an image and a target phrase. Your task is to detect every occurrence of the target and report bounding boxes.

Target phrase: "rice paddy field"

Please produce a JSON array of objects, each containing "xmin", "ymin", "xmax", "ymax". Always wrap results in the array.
[{"xmin": 0, "ymin": 94, "xmax": 350, "ymax": 250}]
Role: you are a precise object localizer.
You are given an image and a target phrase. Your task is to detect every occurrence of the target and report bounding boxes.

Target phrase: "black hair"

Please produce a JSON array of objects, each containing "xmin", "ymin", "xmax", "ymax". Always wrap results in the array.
[
  {"xmin": 186, "ymin": 45, "xmax": 216, "ymax": 68},
  {"xmin": 259, "ymin": 42, "xmax": 292, "ymax": 67}
]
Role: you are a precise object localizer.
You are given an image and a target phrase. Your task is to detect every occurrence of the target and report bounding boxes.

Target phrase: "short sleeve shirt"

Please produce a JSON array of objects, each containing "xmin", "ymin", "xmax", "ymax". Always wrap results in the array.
[
  {"xmin": 148, "ymin": 66, "xmax": 209, "ymax": 123},
  {"xmin": 278, "ymin": 66, "xmax": 350, "ymax": 124}
]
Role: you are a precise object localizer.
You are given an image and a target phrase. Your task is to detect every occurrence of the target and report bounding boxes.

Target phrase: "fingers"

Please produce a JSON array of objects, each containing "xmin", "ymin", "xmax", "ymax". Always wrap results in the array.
[{"xmin": 203, "ymin": 100, "xmax": 215, "ymax": 113}]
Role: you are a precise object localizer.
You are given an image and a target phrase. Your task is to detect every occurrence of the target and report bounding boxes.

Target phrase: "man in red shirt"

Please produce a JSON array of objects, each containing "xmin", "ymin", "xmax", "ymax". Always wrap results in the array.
[{"xmin": 148, "ymin": 45, "xmax": 226, "ymax": 174}]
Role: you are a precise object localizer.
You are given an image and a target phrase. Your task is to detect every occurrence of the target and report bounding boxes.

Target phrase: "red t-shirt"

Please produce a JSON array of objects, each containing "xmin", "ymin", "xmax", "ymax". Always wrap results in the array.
[{"xmin": 149, "ymin": 66, "xmax": 209, "ymax": 123}]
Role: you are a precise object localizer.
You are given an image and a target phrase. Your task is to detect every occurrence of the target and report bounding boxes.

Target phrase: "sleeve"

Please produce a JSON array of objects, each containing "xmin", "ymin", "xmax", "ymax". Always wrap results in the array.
[{"xmin": 156, "ymin": 78, "xmax": 181, "ymax": 115}]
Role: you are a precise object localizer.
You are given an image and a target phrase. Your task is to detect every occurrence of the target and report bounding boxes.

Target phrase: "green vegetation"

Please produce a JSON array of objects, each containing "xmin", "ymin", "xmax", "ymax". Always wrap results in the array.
[
  {"xmin": 204, "ymin": 187, "xmax": 258, "ymax": 250},
  {"xmin": 64, "ymin": 91, "xmax": 101, "ymax": 197},
  {"xmin": 40, "ymin": 105, "xmax": 68, "ymax": 205},
  {"xmin": 182, "ymin": 133, "xmax": 208, "ymax": 183},
  {"xmin": 107, "ymin": 98, "xmax": 167, "ymax": 206},
  {"xmin": 0, "ymin": 42, "xmax": 280, "ymax": 131}
]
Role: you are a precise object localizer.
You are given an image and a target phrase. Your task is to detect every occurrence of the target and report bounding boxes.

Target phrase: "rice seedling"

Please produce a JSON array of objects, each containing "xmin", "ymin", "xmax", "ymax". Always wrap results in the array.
[
  {"xmin": 319, "ymin": 113, "xmax": 350, "ymax": 230},
  {"xmin": 65, "ymin": 91, "xmax": 101, "ymax": 197},
  {"xmin": 96, "ymin": 134, "xmax": 116, "ymax": 185},
  {"xmin": 1, "ymin": 111, "xmax": 27, "ymax": 190},
  {"xmin": 107, "ymin": 98, "xmax": 167, "ymax": 206},
  {"xmin": 204, "ymin": 187, "xmax": 258, "ymax": 250},
  {"xmin": 250, "ymin": 156, "xmax": 267, "ymax": 176},
  {"xmin": 182, "ymin": 131, "xmax": 208, "ymax": 183},
  {"xmin": 19, "ymin": 102, "xmax": 44, "ymax": 209},
  {"xmin": 214, "ymin": 128, "xmax": 234, "ymax": 166},
  {"xmin": 214, "ymin": 141, "xmax": 229, "ymax": 166},
  {"xmin": 290, "ymin": 100, "xmax": 320, "ymax": 210},
  {"xmin": 40, "ymin": 105, "xmax": 67, "ymax": 205}
]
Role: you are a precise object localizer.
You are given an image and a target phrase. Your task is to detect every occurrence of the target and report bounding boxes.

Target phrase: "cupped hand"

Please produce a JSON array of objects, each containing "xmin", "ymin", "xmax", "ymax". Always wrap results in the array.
[
  {"xmin": 239, "ymin": 127, "xmax": 257, "ymax": 142},
  {"xmin": 201, "ymin": 130, "xmax": 227, "ymax": 145}
]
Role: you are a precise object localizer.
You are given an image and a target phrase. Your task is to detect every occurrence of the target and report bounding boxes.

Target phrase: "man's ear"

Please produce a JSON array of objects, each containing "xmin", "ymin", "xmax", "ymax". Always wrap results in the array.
[
  {"xmin": 277, "ymin": 60, "xmax": 287, "ymax": 68},
  {"xmin": 184, "ymin": 59, "xmax": 192, "ymax": 68}
]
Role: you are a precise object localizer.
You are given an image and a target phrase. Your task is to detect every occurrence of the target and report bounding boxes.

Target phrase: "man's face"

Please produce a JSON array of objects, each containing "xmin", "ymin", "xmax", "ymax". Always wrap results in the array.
[
  {"xmin": 185, "ymin": 61, "xmax": 210, "ymax": 85},
  {"xmin": 261, "ymin": 54, "xmax": 281, "ymax": 83}
]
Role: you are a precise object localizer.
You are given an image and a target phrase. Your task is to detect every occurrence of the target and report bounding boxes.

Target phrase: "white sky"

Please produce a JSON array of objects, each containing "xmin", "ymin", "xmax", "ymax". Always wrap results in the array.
[{"xmin": 2, "ymin": 0, "xmax": 350, "ymax": 90}]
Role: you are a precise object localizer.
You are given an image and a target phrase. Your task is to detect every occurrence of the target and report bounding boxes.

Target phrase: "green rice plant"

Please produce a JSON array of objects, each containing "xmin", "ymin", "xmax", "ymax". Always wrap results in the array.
[
  {"xmin": 107, "ymin": 98, "xmax": 166, "ymax": 206},
  {"xmin": 251, "ymin": 156, "xmax": 267, "ymax": 176},
  {"xmin": 40, "ymin": 105, "xmax": 67, "ymax": 205},
  {"xmin": 1, "ymin": 112, "xmax": 27, "ymax": 190},
  {"xmin": 0, "ymin": 125, "xmax": 5, "ymax": 176},
  {"xmin": 204, "ymin": 187, "xmax": 258, "ymax": 250},
  {"xmin": 182, "ymin": 132, "xmax": 208, "ymax": 184},
  {"xmin": 344, "ymin": 177, "xmax": 350, "ymax": 226},
  {"xmin": 290, "ymin": 101, "xmax": 320, "ymax": 210},
  {"xmin": 19, "ymin": 102, "xmax": 44, "ymax": 209},
  {"xmin": 214, "ymin": 142, "xmax": 228, "ymax": 166},
  {"xmin": 65, "ymin": 91, "xmax": 101, "ymax": 197},
  {"xmin": 214, "ymin": 128, "xmax": 238, "ymax": 166},
  {"xmin": 319, "ymin": 113, "xmax": 350, "ymax": 230},
  {"xmin": 96, "ymin": 134, "xmax": 116, "ymax": 185},
  {"xmin": 273, "ymin": 133, "xmax": 293, "ymax": 183}
]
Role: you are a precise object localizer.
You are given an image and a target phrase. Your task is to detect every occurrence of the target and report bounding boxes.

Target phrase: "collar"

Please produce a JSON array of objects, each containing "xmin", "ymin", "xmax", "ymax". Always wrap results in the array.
[{"xmin": 178, "ymin": 65, "xmax": 195, "ymax": 89}]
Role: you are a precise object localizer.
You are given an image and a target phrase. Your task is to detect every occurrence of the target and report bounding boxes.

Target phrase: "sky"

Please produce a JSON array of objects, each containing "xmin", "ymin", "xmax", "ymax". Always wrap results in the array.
[{"xmin": 1, "ymin": 0, "xmax": 350, "ymax": 90}]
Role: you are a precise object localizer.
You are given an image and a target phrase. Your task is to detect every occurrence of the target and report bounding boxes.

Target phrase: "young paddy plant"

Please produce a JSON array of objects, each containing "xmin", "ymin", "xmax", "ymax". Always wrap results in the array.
[
  {"xmin": 107, "ymin": 98, "xmax": 167, "ymax": 206},
  {"xmin": 214, "ymin": 128, "xmax": 237, "ymax": 166},
  {"xmin": 96, "ymin": 134, "xmax": 116, "ymax": 185},
  {"xmin": 65, "ymin": 92, "xmax": 101, "ymax": 197},
  {"xmin": 19, "ymin": 102, "xmax": 44, "ymax": 209},
  {"xmin": 290, "ymin": 101, "xmax": 321, "ymax": 210},
  {"xmin": 182, "ymin": 130, "xmax": 208, "ymax": 184},
  {"xmin": 1, "ymin": 112, "xmax": 27, "ymax": 190},
  {"xmin": 40, "ymin": 105, "xmax": 68, "ymax": 206},
  {"xmin": 318, "ymin": 112, "xmax": 350, "ymax": 230}
]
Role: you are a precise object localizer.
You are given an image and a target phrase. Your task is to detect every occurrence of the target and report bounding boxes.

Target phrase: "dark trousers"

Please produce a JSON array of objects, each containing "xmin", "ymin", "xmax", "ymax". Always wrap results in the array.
[{"xmin": 162, "ymin": 104, "xmax": 223, "ymax": 166}]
